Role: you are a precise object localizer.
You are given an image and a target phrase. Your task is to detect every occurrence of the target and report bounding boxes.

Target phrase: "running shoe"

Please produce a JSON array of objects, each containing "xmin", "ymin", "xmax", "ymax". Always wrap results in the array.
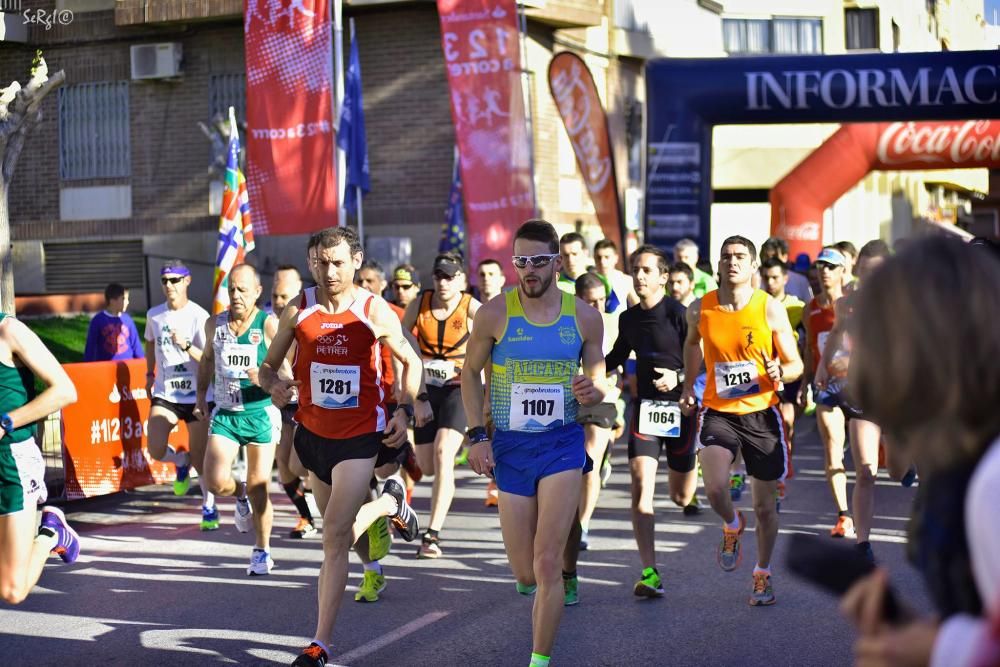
[
  {"xmin": 485, "ymin": 479, "xmax": 499, "ymax": 507},
  {"xmin": 749, "ymin": 571, "xmax": 776, "ymax": 606},
  {"xmin": 683, "ymin": 496, "xmax": 702, "ymax": 516},
  {"xmin": 289, "ymin": 516, "xmax": 318, "ymax": 539},
  {"xmin": 403, "ymin": 446, "xmax": 423, "ymax": 482},
  {"xmin": 856, "ymin": 541, "xmax": 875, "ymax": 566},
  {"xmin": 633, "ymin": 566, "xmax": 665, "ymax": 598},
  {"xmin": 405, "ymin": 487, "xmax": 414, "ymax": 505},
  {"xmin": 515, "ymin": 581, "xmax": 537, "ymax": 596},
  {"xmin": 454, "ymin": 446, "xmax": 469, "ymax": 466},
  {"xmin": 354, "ymin": 570, "xmax": 387, "ymax": 603},
  {"xmin": 246, "ymin": 548, "xmax": 274, "ymax": 576},
  {"xmin": 900, "ymin": 465, "xmax": 918, "ymax": 488},
  {"xmin": 579, "ymin": 528, "xmax": 589, "ymax": 551},
  {"xmin": 729, "ymin": 473, "xmax": 745, "ymax": 501},
  {"xmin": 234, "ymin": 496, "xmax": 253, "ymax": 533},
  {"xmin": 563, "ymin": 575, "xmax": 579, "ymax": 606},
  {"xmin": 200, "ymin": 505, "xmax": 220, "ymax": 531},
  {"xmin": 718, "ymin": 511, "xmax": 746, "ymax": 572},
  {"xmin": 292, "ymin": 642, "xmax": 328, "ymax": 667},
  {"xmin": 418, "ymin": 532, "xmax": 442, "ymax": 559},
  {"xmin": 367, "ymin": 515, "xmax": 392, "ymax": 561},
  {"xmin": 382, "ymin": 478, "xmax": 419, "ymax": 541},
  {"xmin": 173, "ymin": 454, "xmax": 191, "ymax": 496},
  {"xmin": 830, "ymin": 515, "xmax": 856, "ymax": 539},
  {"xmin": 39, "ymin": 506, "xmax": 80, "ymax": 564}
]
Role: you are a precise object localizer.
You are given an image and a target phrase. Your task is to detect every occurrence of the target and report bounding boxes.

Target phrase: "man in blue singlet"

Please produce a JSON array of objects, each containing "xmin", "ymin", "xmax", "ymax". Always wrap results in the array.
[{"xmin": 462, "ymin": 219, "xmax": 607, "ymax": 667}]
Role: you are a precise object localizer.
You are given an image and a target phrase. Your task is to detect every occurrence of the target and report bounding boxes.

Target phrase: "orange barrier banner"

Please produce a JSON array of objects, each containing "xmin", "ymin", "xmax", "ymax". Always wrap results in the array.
[
  {"xmin": 61, "ymin": 360, "xmax": 188, "ymax": 500},
  {"xmin": 549, "ymin": 51, "xmax": 623, "ymax": 251}
]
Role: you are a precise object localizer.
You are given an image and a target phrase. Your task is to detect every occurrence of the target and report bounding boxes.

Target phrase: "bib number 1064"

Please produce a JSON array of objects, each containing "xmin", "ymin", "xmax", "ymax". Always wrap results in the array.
[{"xmin": 521, "ymin": 399, "xmax": 555, "ymax": 417}]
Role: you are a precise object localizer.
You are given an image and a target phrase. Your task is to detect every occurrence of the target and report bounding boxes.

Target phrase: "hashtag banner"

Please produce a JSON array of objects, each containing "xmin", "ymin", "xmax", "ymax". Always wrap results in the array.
[{"xmin": 61, "ymin": 360, "xmax": 189, "ymax": 500}]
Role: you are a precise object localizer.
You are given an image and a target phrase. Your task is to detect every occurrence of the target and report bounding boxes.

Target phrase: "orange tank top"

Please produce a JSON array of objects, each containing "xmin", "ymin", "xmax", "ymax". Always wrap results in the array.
[
  {"xmin": 699, "ymin": 289, "xmax": 778, "ymax": 414},
  {"xmin": 415, "ymin": 290, "xmax": 472, "ymax": 386},
  {"xmin": 293, "ymin": 287, "xmax": 386, "ymax": 439}
]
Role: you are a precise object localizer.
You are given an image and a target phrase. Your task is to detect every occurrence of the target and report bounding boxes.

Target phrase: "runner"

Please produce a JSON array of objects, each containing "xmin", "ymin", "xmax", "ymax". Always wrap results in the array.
[
  {"xmin": 196, "ymin": 264, "xmax": 281, "ymax": 575},
  {"xmin": 679, "ymin": 236, "xmax": 803, "ymax": 607},
  {"xmin": 404, "ymin": 252, "xmax": 480, "ymax": 558},
  {"xmin": 573, "ymin": 272, "xmax": 621, "ymax": 553},
  {"xmin": 802, "ymin": 247, "xmax": 853, "ymax": 538},
  {"xmin": 270, "ymin": 264, "xmax": 318, "ymax": 539},
  {"xmin": 462, "ymin": 219, "xmax": 606, "ymax": 667},
  {"xmin": 259, "ymin": 227, "xmax": 425, "ymax": 667},
  {"xmin": 476, "ymin": 258, "xmax": 507, "ymax": 303},
  {"xmin": 389, "ymin": 264, "xmax": 421, "ymax": 309},
  {"xmin": 144, "ymin": 260, "xmax": 216, "ymax": 529},
  {"xmin": 556, "ymin": 231, "xmax": 592, "ymax": 294},
  {"xmin": 593, "ymin": 239, "xmax": 637, "ymax": 314},
  {"xmin": 759, "ymin": 256, "xmax": 806, "ymax": 476},
  {"xmin": 667, "ymin": 262, "xmax": 697, "ymax": 307},
  {"xmin": 605, "ymin": 244, "xmax": 696, "ymax": 598},
  {"xmin": 815, "ymin": 239, "xmax": 891, "ymax": 563},
  {"xmin": 673, "ymin": 238, "xmax": 718, "ymax": 298},
  {"xmin": 0, "ymin": 314, "xmax": 79, "ymax": 604}
]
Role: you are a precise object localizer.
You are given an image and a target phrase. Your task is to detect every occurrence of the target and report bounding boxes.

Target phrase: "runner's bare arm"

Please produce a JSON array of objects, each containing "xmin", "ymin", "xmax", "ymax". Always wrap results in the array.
[
  {"xmin": 461, "ymin": 297, "xmax": 503, "ymax": 431},
  {"xmin": 401, "ymin": 295, "xmax": 420, "ymax": 334},
  {"xmin": 144, "ymin": 341, "xmax": 155, "ymax": 376},
  {"xmin": 1, "ymin": 319, "xmax": 77, "ymax": 427},
  {"xmin": 802, "ymin": 312, "xmax": 814, "ymax": 385},
  {"xmin": 249, "ymin": 314, "xmax": 279, "ymax": 387},
  {"xmin": 573, "ymin": 299, "xmax": 607, "ymax": 407},
  {"xmin": 372, "ymin": 299, "xmax": 422, "ymax": 407},
  {"xmin": 196, "ymin": 317, "xmax": 216, "ymax": 408},
  {"xmin": 819, "ymin": 297, "xmax": 850, "ymax": 380},
  {"xmin": 260, "ymin": 303, "xmax": 301, "ymax": 405},
  {"xmin": 680, "ymin": 299, "xmax": 704, "ymax": 411},
  {"xmin": 766, "ymin": 296, "xmax": 803, "ymax": 384}
]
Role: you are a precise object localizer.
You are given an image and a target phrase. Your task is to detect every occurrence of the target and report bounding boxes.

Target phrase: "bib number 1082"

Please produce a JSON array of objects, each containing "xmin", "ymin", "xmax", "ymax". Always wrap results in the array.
[{"xmin": 521, "ymin": 399, "xmax": 555, "ymax": 417}]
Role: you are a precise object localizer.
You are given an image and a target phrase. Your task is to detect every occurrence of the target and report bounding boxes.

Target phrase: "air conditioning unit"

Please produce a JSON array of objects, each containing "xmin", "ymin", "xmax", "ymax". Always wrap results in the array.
[{"xmin": 130, "ymin": 43, "xmax": 182, "ymax": 80}]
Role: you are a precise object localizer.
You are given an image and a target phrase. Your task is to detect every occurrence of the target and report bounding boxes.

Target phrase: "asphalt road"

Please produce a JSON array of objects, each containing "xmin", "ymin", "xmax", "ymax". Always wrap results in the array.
[{"xmin": 2, "ymin": 415, "xmax": 932, "ymax": 666}]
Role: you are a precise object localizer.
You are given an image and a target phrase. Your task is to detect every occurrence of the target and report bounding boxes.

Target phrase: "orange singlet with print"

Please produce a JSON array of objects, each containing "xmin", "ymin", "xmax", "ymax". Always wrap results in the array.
[
  {"xmin": 293, "ymin": 287, "xmax": 386, "ymax": 439},
  {"xmin": 700, "ymin": 289, "xmax": 778, "ymax": 414},
  {"xmin": 414, "ymin": 290, "xmax": 472, "ymax": 388}
]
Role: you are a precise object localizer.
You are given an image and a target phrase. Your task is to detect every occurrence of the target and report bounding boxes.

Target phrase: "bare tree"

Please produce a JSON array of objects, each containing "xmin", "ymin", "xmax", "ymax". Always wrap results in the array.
[{"xmin": 0, "ymin": 52, "xmax": 65, "ymax": 315}]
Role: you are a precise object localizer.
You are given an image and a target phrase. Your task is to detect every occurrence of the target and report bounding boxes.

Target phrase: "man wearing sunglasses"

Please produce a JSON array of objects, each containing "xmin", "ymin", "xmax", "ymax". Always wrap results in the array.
[
  {"xmin": 389, "ymin": 264, "xmax": 421, "ymax": 309},
  {"xmin": 462, "ymin": 219, "xmax": 606, "ymax": 667},
  {"xmin": 144, "ymin": 260, "xmax": 217, "ymax": 529}
]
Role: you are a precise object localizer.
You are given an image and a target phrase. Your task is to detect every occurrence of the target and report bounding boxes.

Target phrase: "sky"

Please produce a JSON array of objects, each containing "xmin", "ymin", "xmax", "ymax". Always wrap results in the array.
[{"xmin": 988, "ymin": 0, "xmax": 1000, "ymax": 24}]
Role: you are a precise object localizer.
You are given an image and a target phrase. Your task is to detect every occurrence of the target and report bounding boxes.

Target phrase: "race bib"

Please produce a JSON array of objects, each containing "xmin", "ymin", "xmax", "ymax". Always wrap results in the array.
[
  {"xmin": 310, "ymin": 362, "xmax": 361, "ymax": 409},
  {"xmin": 423, "ymin": 358, "xmax": 456, "ymax": 387},
  {"xmin": 219, "ymin": 343, "xmax": 256, "ymax": 379},
  {"xmin": 509, "ymin": 383, "xmax": 565, "ymax": 432},
  {"xmin": 163, "ymin": 368, "xmax": 195, "ymax": 402},
  {"xmin": 215, "ymin": 377, "xmax": 244, "ymax": 411},
  {"xmin": 714, "ymin": 360, "xmax": 760, "ymax": 400},
  {"xmin": 638, "ymin": 399, "xmax": 681, "ymax": 438}
]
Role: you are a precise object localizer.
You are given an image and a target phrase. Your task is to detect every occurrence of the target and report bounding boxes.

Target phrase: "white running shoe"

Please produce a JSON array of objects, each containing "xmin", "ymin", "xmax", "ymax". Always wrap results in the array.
[
  {"xmin": 234, "ymin": 496, "xmax": 253, "ymax": 533},
  {"xmin": 246, "ymin": 548, "xmax": 273, "ymax": 576}
]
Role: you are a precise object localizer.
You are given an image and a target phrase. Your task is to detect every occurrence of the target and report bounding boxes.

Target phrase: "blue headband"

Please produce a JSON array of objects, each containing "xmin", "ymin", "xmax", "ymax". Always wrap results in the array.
[{"xmin": 161, "ymin": 266, "xmax": 191, "ymax": 278}]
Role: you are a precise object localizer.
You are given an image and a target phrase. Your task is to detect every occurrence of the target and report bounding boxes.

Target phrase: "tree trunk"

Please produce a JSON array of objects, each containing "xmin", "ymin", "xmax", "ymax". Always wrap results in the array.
[{"xmin": 0, "ymin": 181, "xmax": 11, "ymax": 316}]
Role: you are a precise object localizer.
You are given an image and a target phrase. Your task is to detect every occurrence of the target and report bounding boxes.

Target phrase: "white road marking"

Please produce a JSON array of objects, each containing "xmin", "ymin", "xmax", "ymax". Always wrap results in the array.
[{"xmin": 335, "ymin": 610, "xmax": 450, "ymax": 664}]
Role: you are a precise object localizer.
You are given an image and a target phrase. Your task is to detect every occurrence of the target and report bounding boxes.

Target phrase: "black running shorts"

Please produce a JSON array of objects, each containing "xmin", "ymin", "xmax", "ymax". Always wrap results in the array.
[
  {"xmin": 627, "ymin": 403, "xmax": 697, "ymax": 473},
  {"xmin": 414, "ymin": 383, "xmax": 467, "ymax": 443},
  {"xmin": 293, "ymin": 426, "xmax": 380, "ymax": 485},
  {"xmin": 695, "ymin": 406, "xmax": 787, "ymax": 482},
  {"xmin": 151, "ymin": 397, "xmax": 214, "ymax": 424}
]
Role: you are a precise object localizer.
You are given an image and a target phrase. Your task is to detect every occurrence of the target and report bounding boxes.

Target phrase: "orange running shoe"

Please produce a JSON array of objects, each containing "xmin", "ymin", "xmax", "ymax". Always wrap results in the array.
[
  {"xmin": 485, "ymin": 479, "xmax": 499, "ymax": 507},
  {"xmin": 718, "ymin": 511, "xmax": 746, "ymax": 571},
  {"xmin": 830, "ymin": 515, "xmax": 856, "ymax": 539}
]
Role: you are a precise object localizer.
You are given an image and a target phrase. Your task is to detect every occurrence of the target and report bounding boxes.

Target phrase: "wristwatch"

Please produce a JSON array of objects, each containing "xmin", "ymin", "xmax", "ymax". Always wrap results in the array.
[
  {"xmin": 182, "ymin": 340, "xmax": 193, "ymax": 352},
  {"xmin": 416, "ymin": 392, "xmax": 430, "ymax": 402},
  {"xmin": 677, "ymin": 370, "xmax": 686, "ymax": 384},
  {"xmin": 466, "ymin": 426, "xmax": 489, "ymax": 444},
  {"xmin": 1, "ymin": 413, "xmax": 14, "ymax": 435},
  {"xmin": 396, "ymin": 403, "xmax": 414, "ymax": 420}
]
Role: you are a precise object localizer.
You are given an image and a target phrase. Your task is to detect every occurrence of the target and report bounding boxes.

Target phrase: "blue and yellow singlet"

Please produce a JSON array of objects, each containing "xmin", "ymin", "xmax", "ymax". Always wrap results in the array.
[{"xmin": 490, "ymin": 289, "xmax": 582, "ymax": 433}]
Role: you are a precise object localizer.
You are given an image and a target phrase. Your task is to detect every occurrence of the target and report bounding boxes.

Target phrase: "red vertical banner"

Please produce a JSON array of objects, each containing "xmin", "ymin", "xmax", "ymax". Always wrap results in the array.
[
  {"xmin": 61, "ymin": 360, "xmax": 189, "ymax": 500},
  {"xmin": 244, "ymin": 0, "xmax": 338, "ymax": 235},
  {"xmin": 548, "ymin": 52, "xmax": 623, "ymax": 251},
  {"xmin": 436, "ymin": 0, "xmax": 535, "ymax": 279}
]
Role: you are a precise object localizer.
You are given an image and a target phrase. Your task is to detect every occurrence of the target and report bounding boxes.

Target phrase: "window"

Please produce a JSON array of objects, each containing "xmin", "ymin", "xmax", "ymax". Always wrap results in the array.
[
  {"xmin": 43, "ymin": 240, "xmax": 144, "ymax": 293},
  {"xmin": 58, "ymin": 81, "xmax": 130, "ymax": 180},
  {"xmin": 723, "ymin": 18, "xmax": 822, "ymax": 55},
  {"xmin": 209, "ymin": 73, "xmax": 246, "ymax": 123},
  {"xmin": 845, "ymin": 8, "xmax": 879, "ymax": 50}
]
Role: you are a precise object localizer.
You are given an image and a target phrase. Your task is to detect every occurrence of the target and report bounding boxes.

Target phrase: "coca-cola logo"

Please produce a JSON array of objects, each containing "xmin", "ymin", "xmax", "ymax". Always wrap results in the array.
[
  {"xmin": 876, "ymin": 121, "xmax": 1000, "ymax": 167},
  {"xmin": 776, "ymin": 221, "xmax": 820, "ymax": 242}
]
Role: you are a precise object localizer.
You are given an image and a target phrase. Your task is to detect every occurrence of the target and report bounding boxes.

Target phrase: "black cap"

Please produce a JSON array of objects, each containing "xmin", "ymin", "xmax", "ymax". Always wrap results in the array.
[{"xmin": 433, "ymin": 255, "xmax": 463, "ymax": 278}]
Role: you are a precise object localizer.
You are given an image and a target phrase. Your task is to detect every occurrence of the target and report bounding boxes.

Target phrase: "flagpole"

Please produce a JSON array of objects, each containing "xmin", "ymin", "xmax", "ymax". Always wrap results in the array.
[
  {"xmin": 350, "ymin": 17, "xmax": 364, "ymax": 247},
  {"xmin": 333, "ymin": 0, "xmax": 346, "ymax": 227}
]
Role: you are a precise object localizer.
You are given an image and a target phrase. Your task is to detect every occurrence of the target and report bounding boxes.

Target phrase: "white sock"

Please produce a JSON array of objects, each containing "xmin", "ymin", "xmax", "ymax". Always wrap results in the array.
[
  {"xmin": 724, "ymin": 515, "xmax": 741, "ymax": 531},
  {"xmin": 363, "ymin": 560, "xmax": 382, "ymax": 574},
  {"xmin": 754, "ymin": 564, "xmax": 771, "ymax": 576},
  {"xmin": 310, "ymin": 639, "xmax": 330, "ymax": 655},
  {"xmin": 163, "ymin": 445, "xmax": 185, "ymax": 466},
  {"xmin": 201, "ymin": 482, "xmax": 215, "ymax": 509}
]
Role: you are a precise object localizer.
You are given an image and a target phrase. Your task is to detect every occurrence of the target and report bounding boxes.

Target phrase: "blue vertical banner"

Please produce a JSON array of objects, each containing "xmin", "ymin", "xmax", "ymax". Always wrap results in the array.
[
  {"xmin": 440, "ymin": 151, "xmax": 466, "ymax": 254},
  {"xmin": 338, "ymin": 23, "xmax": 369, "ymax": 216}
]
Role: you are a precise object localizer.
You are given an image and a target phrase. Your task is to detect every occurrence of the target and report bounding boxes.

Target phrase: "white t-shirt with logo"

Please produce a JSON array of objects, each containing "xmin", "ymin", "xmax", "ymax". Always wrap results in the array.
[{"xmin": 145, "ymin": 301, "xmax": 212, "ymax": 404}]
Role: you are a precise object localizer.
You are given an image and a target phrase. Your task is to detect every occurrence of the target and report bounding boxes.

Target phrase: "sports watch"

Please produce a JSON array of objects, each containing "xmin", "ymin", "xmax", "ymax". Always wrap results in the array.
[
  {"xmin": 1, "ymin": 413, "xmax": 14, "ymax": 435},
  {"xmin": 396, "ymin": 403, "xmax": 415, "ymax": 420}
]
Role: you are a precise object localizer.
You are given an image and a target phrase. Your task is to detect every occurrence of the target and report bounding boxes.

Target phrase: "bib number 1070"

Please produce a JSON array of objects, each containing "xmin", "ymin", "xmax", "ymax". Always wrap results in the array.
[{"xmin": 521, "ymin": 399, "xmax": 555, "ymax": 417}]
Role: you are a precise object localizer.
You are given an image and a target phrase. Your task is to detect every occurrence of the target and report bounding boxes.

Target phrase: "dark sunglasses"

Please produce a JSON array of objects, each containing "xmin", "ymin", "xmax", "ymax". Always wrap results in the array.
[
  {"xmin": 161, "ymin": 277, "xmax": 184, "ymax": 285},
  {"xmin": 512, "ymin": 254, "xmax": 559, "ymax": 269},
  {"xmin": 393, "ymin": 282, "xmax": 416, "ymax": 290}
]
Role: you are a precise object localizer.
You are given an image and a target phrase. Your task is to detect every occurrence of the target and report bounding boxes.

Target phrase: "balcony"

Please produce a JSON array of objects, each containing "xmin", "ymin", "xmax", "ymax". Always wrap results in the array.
[
  {"xmin": 115, "ymin": 0, "xmax": 241, "ymax": 26},
  {"xmin": 522, "ymin": 0, "xmax": 604, "ymax": 29}
]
